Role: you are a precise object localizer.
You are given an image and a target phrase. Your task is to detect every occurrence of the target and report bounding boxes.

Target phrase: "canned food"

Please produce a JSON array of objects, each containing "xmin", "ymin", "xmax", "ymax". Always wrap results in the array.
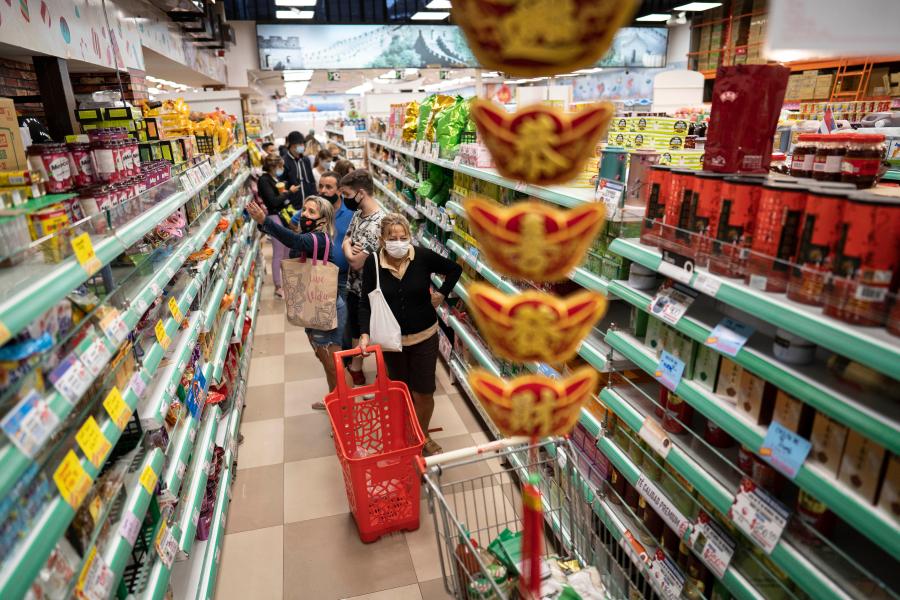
[
  {"xmin": 28, "ymin": 205, "xmax": 70, "ymax": 262},
  {"xmin": 27, "ymin": 144, "xmax": 73, "ymax": 193},
  {"xmin": 746, "ymin": 182, "xmax": 808, "ymax": 292},
  {"xmin": 709, "ymin": 176, "xmax": 763, "ymax": 278},
  {"xmin": 91, "ymin": 136, "xmax": 118, "ymax": 183},
  {"xmin": 787, "ymin": 187, "xmax": 850, "ymax": 305},
  {"xmin": 640, "ymin": 165, "xmax": 671, "ymax": 247}
]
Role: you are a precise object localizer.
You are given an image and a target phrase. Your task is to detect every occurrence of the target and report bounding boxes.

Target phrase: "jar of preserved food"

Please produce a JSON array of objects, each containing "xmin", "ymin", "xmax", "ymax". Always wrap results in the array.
[
  {"xmin": 812, "ymin": 134, "xmax": 847, "ymax": 182},
  {"xmin": 27, "ymin": 143, "xmax": 73, "ymax": 193},
  {"xmin": 746, "ymin": 182, "xmax": 808, "ymax": 293},
  {"xmin": 841, "ymin": 133, "xmax": 884, "ymax": 188},
  {"xmin": 662, "ymin": 392, "xmax": 693, "ymax": 434},
  {"xmin": 794, "ymin": 489, "xmax": 835, "ymax": 545},
  {"xmin": 704, "ymin": 420, "xmax": 735, "ymax": 448},
  {"xmin": 640, "ymin": 165, "xmax": 672, "ymax": 247},
  {"xmin": 790, "ymin": 134, "xmax": 819, "ymax": 178},
  {"xmin": 825, "ymin": 191, "xmax": 900, "ymax": 326},
  {"xmin": 90, "ymin": 133, "xmax": 119, "ymax": 183},
  {"xmin": 660, "ymin": 169, "xmax": 697, "ymax": 256},
  {"xmin": 67, "ymin": 142, "xmax": 95, "ymax": 187},
  {"xmin": 709, "ymin": 176, "xmax": 764, "ymax": 278}
]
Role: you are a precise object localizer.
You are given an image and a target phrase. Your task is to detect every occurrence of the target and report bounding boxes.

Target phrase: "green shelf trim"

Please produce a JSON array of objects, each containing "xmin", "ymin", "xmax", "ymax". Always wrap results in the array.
[
  {"xmin": 176, "ymin": 406, "xmax": 220, "ymax": 554},
  {"xmin": 233, "ymin": 292, "xmax": 248, "ymax": 339},
  {"xmin": 249, "ymin": 263, "xmax": 263, "ymax": 321},
  {"xmin": 222, "ymin": 400, "xmax": 244, "ymax": 467},
  {"xmin": 569, "ymin": 267, "xmax": 610, "ymax": 295},
  {"xmin": 447, "ymin": 357, "xmax": 501, "ymax": 440},
  {"xmin": 230, "ymin": 238, "xmax": 259, "ymax": 299},
  {"xmin": 447, "ymin": 315, "xmax": 502, "ymax": 377},
  {"xmin": 369, "ymin": 156, "xmax": 418, "ymax": 188},
  {"xmin": 608, "ymin": 238, "xmax": 900, "ymax": 379},
  {"xmin": 446, "ymin": 239, "xmax": 518, "ymax": 294},
  {"xmin": 445, "ymin": 200, "xmax": 464, "ymax": 215},
  {"xmin": 604, "ymin": 330, "xmax": 893, "ymax": 595},
  {"xmin": 162, "ymin": 414, "xmax": 201, "ymax": 498},
  {"xmin": 140, "ymin": 520, "xmax": 185, "ymax": 600},
  {"xmin": 373, "ymin": 178, "xmax": 420, "ymax": 220},
  {"xmin": 138, "ymin": 277, "xmax": 202, "ymax": 379},
  {"xmin": 368, "ymin": 137, "xmax": 592, "ymax": 208},
  {"xmin": 211, "ymin": 311, "xmax": 236, "ymax": 384},
  {"xmin": 102, "ymin": 447, "xmax": 165, "ymax": 588},
  {"xmin": 216, "ymin": 169, "xmax": 250, "ymax": 210},
  {"xmin": 417, "ymin": 201, "xmax": 453, "ymax": 232},
  {"xmin": 202, "ymin": 278, "xmax": 228, "ymax": 332},
  {"xmin": 606, "ymin": 279, "xmax": 900, "ymax": 455},
  {"xmin": 194, "ymin": 463, "xmax": 233, "ymax": 600}
]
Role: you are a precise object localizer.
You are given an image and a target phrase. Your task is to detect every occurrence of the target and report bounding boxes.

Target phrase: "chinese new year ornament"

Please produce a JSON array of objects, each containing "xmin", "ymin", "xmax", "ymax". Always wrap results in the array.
[
  {"xmin": 466, "ymin": 283, "xmax": 606, "ymax": 364},
  {"xmin": 463, "ymin": 196, "xmax": 606, "ymax": 282},
  {"xmin": 471, "ymin": 99, "xmax": 614, "ymax": 186},
  {"xmin": 453, "ymin": 0, "xmax": 639, "ymax": 77}
]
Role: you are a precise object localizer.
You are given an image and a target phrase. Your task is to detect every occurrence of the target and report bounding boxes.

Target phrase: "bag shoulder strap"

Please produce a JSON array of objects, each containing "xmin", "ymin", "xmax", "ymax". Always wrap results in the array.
[{"xmin": 373, "ymin": 249, "xmax": 381, "ymax": 291}]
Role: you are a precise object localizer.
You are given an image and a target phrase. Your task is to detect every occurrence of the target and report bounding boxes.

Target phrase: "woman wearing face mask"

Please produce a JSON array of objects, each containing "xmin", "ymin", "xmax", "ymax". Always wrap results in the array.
[
  {"xmin": 247, "ymin": 196, "xmax": 347, "ymax": 395},
  {"xmin": 313, "ymin": 149, "xmax": 332, "ymax": 184},
  {"xmin": 357, "ymin": 213, "xmax": 462, "ymax": 456},
  {"xmin": 258, "ymin": 154, "xmax": 300, "ymax": 298}
]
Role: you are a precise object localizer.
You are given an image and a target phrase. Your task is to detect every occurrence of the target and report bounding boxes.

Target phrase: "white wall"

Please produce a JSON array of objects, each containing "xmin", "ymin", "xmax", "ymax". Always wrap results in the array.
[
  {"xmin": 226, "ymin": 21, "xmax": 261, "ymax": 89},
  {"xmin": 666, "ymin": 23, "xmax": 691, "ymax": 69},
  {"xmin": 362, "ymin": 92, "xmax": 426, "ymax": 117}
]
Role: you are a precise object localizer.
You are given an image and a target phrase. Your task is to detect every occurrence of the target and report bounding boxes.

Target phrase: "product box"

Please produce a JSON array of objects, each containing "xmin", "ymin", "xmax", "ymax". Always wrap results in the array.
[
  {"xmin": 838, "ymin": 430, "xmax": 887, "ymax": 504},
  {"xmin": 630, "ymin": 306, "xmax": 649, "ymax": 339},
  {"xmin": 813, "ymin": 75, "xmax": 834, "ymax": 100},
  {"xmin": 771, "ymin": 390, "xmax": 812, "ymax": 435},
  {"xmin": 809, "ymin": 412, "xmax": 849, "ymax": 476},
  {"xmin": 716, "ymin": 358, "xmax": 743, "ymax": 406},
  {"xmin": 876, "ymin": 455, "xmax": 900, "ymax": 523},
  {"xmin": 736, "ymin": 369, "xmax": 776, "ymax": 425},
  {"xmin": 673, "ymin": 332, "xmax": 696, "ymax": 380},
  {"xmin": 645, "ymin": 317, "xmax": 666, "ymax": 355},
  {"xmin": 693, "ymin": 344, "xmax": 720, "ymax": 392},
  {"xmin": 0, "ymin": 98, "xmax": 27, "ymax": 171}
]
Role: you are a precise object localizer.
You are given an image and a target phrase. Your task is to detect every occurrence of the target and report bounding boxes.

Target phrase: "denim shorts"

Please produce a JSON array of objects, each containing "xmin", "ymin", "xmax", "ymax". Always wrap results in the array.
[{"xmin": 306, "ymin": 294, "xmax": 347, "ymax": 347}]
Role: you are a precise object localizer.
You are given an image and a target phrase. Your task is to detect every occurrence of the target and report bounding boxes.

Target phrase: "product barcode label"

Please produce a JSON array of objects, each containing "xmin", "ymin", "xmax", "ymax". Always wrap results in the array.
[{"xmin": 854, "ymin": 285, "xmax": 888, "ymax": 302}]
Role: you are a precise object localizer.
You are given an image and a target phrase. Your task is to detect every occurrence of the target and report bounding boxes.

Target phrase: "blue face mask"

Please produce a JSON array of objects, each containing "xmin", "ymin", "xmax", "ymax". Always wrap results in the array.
[{"xmin": 275, "ymin": 168, "xmax": 284, "ymax": 177}]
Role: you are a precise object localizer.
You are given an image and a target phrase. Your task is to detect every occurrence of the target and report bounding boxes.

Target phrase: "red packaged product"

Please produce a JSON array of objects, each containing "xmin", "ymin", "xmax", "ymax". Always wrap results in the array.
[
  {"xmin": 703, "ymin": 420, "xmax": 734, "ymax": 449},
  {"xmin": 640, "ymin": 165, "xmax": 672, "ymax": 247},
  {"xmin": 660, "ymin": 169, "xmax": 698, "ymax": 256},
  {"xmin": 656, "ymin": 386, "xmax": 667, "ymax": 418},
  {"xmin": 703, "ymin": 64, "xmax": 791, "ymax": 174},
  {"xmin": 888, "ymin": 298, "xmax": 900, "ymax": 337},
  {"xmin": 746, "ymin": 182, "xmax": 808, "ymax": 293},
  {"xmin": 689, "ymin": 172, "xmax": 728, "ymax": 263},
  {"xmin": 825, "ymin": 191, "xmax": 900, "ymax": 326},
  {"xmin": 662, "ymin": 392, "xmax": 693, "ymax": 434},
  {"xmin": 790, "ymin": 134, "xmax": 820, "ymax": 178},
  {"xmin": 708, "ymin": 176, "xmax": 763, "ymax": 278}
]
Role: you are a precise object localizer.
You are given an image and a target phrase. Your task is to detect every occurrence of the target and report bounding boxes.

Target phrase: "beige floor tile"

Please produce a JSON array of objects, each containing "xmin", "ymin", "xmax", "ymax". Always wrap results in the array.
[
  {"xmin": 284, "ymin": 352, "xmax": 328, "ymax": 381},
  {"xmin": 283, "ymin": 515, "xmax": 417, "ymax": 599},
  {"xmin": 435, "ymin": 363, "xmax": 454, "ymax": 393},
  {"xmin": 284, "ymin": 414, "xmax": 337, "ymax": 462},
  {"xmin": 258, "ymin": 297, "xmax": 284, "ymax": 316},
  {"xmin": 343, "ymin": 584, "xmax": 423, "ymax": 600},
  {"xmin": 236, "ymin": 418, "xmax": 284, "ymax": 470},
  {"xmin": 284, "ymin": 377, "xmax": 333, "ymax": 416},
  {"xmin": 285, "ymin": 329, "xmax": 315, "ymax": 355},
  {"xmin": 225, "ymin": 464, "xmax": 283, "ymax": 533},
  {"xmin": 418, "ymin": 578, "xmax": 455, "ymax": 600},
  {"xmin": 404, "ymin": 498, "xmax": 446, "ymax": 583},
  {"xmin": 250, "ymin": 332, "xmax": 284, "ymax": 357},
  {"xmin": 447, "ymin": 391, "xmax": 484, "ymax": 435},
  {"xmin": 428, "ymin": 395, "xmax": 470, "ymax": 441},
  {"xmin": 255, "ymin": 313, "xmax": 286, "ymax": 336},
  {"xmin": 248, "ymin": 355, "xmax": 285, "ymax": 387},
  {"xmin": 216, "ymin": 525, "xmax": 283, "ymax": 600},
  {"xmin": 283, "ymin": 455, "xmax": 349, "ymax": 523},
  {"xmin": 243, "ymin": 383, "xmax": 285, "ymax": 422}
]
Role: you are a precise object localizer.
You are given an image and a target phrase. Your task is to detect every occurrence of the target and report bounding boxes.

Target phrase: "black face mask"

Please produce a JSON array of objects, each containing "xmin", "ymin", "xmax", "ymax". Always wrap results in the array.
[
  {"xmin": 343, "ymin": 193, "xmax": 361, "ymax": 211},
  {"xmin": 299, "ymin": 217, "xmax": 319, "ymax": 233},
  {"xmin": 322, "ymin": 192, "xmax": 339, "ymax": 205}
]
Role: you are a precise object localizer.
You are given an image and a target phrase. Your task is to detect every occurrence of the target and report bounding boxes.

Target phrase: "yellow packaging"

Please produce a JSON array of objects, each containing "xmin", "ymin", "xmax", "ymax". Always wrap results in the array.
[{"xmin": 632, "ymin": 116, "xmax": 690, "ymax": 135}]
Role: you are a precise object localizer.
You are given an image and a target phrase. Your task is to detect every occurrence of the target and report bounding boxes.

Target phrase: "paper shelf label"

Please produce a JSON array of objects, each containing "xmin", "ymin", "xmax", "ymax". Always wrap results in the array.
[
  {"xmin": 76, "ymin": 546, "xmax": 113, "ymax": 600},
  {"xmin": 103, "ymin": 387, "xmax": 131, "ymax": 430},
  {"xmin": 155, "ymin": 319, "xmax": 171, "ymax": 350},
  {"xmin": 71, "ymin": 233, "xmax": 102, "ymax": 276},
  {"xmin": 168, "ymin": 297, "xmax": 183, "ymax": 324},
  {"xmin": 79, "ymin": 334, "xmax": 112, "ymax": 378},
  {"xmin": 128, "ymin": 372, "xmax": 147, "ymax": 399},
  {"xmin": 647, "ymin": 549, "xmax": 685, "ymax": 600},
  {"xmin": 648, "ymin": 283, "xmax": 696, "ymax": 325},
  {"xmin": 54, "ymin": 449, "xmax": 92, "ymax": 509},
  {"xmin": 76, "ymin": 416, "xmax": 111, "ymax": 468},
  {"xmin": 100, "ymin": 310, "xmax": 129, "ymax": 346},
  {"xmin": 689, "ymin": 510, "xmax": 736, "ymax": 579},
  {"xmin": 705, "ymin": 317, "xmax": 754, "ymax": 357},
  {"xmin": 51, "ymin": 356, "xmax": 92, "ymax": 405},
  {"xmin": 119, "ymin": 512, "xmax": 141, "ymax": 546},
  {"xmin": 759, "ymin": 421, "xmax": 811, "ymax": 479},
  {"xmin": 654, "ymin": 351, "xmax": 685, "ymax": 392},
  {"xmin": 154, "ymin": 521, "xmax": 178, "ymax": 568},
  {"xmin": 636, "ymin": 475, "xmax": 692, "ymax": 538},
  {"xmin": 728, "ymin": 478, "xmax": 790, "ymax": 554},
  {"xmin": 1, "ymin": 390, "xmax": 59, "ymax": 458},
  {"xmin": 0, "ymin": 320, "xmax": 10, "ymax": 346},
  {"xmin": 693, "ymin": 272, "xmax": 721, "ymax": 297},
  {"xmin": 638, "ymin": 416, "xmax": 672, "ymax": 460},
  {"xmin": 140, "ymin": 465, "xmax": 158, "ymax": 495}
]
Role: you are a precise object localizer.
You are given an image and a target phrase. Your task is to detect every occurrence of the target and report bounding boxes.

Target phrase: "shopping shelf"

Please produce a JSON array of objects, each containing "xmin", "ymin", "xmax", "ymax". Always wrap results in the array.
[
  {"xmin": 448, "ymin": 315, "xmax": 502, "ymax": 378},
  {"xmin": 606, "ymin": 278, "xmax": 900, "ymax": 456},
  {"xmin": 217, "ymin": 169, "xmax": 251, "ymax": 209},
  {"xmin": 608, "ymin": 237, "xmax": 900, "ymax": 379},
  {"xmin": 175, "ymin": 406, "xmax": 221, "ymax": 554},
  {"xmin": 448, "ymin": 356, "xmax": 502, "ymax": 440},
  {"xmin": 604, "ymin": 328, "xmax": 900, "ymax": 568},
  {"xmin": 373, "ymin": 178, "xmax": 420, "ymax": 219},
  {"xmin": 369, "ymin": 156, "xmax": 419, "ymax": 189}
]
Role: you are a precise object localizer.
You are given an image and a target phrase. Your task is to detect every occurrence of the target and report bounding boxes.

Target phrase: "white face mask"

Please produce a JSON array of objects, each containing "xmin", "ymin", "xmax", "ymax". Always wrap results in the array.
[{"xmin": 385, "ymin": 240, "xmax": 410, "ymax": 259}]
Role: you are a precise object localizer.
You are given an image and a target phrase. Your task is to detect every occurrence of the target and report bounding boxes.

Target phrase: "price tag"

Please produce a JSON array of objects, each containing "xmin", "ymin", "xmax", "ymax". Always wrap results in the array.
[
  {"xmin": 647, "ymin": 549, "xmax": 685, "ymax": 600},
  {"xmin": 154, "ymin": 521, "xmax": 178, "ymax": 568},
  {"xmin": 128, "ymin": 372, "xmax": 147, "ymax": 400},
  {"xmin": 168, "ymin": 297, "xmax": 183, "ymax": 324},
  {"xmin": 1, "ymin": 390, "xmax": 59, "ymax": 458},
  {"xmin": 689, "ymin": 510, "xmax": 736, "ymax": 579},
  {"xmin": 71, "ymin": 233, "xmax": 102, "ymax": 276},
  {"xmin": 176, "ymin": 460, "xmax": 187, "ymax": 481},
  {"xmin": 728, "ymin": 477, "xmax": 790, "ymax": 554},
  {"xmin": 155, "ymin": 320, "xmax": 171, "ymax": 350},
  {"xmin": 119, "ymin": 512, "xmax": 141, "ymax": 546},
  {"xmin": 134, "ymin": 297, "xmax": 149, "ymax": 315},
  {"xmin": 165, "ymin": 265, "xmax": 176, "ymax": 279},
  {"xmin": 54, "ymin": 449, "xmax": 93, "ymax": 509},
  {"xmin": 693, "ymin": 272, "xmax": 722, "ymax": 297},
  {"xmin": 100, "ymin": 310, "xmax": 129, "ymax": 346},
  {"xmin": 140, "ymin": 464, "xmax": 158, "ymax": 495},
  {"xmin": 597, "ymin": 178, "xmax": 626, "ymax": 213},
  {"xmin": 192, "ymin": 506, "xmax": 200, "ymax": 527},
  {"xmin": 654, "ymin": 351, "xmax": 685, "ymax": 392},
  {"xmin": 648, "ymin": 283, "xmax": 696, "ymax": 326},
  {"xmin": 453, "ymin": 155, "xmax": 462, "ymax": 166},
  {"xmin": 103, "ymin": 387, "xmax": 131, "ymax": 430},
  {"xmin": 705, "ymin": 317, "xmax": 754, "ymax": 357},
  {"xmin": 76, "ymin": 546, "xmax": 114, "ymax": 600},
  {"xmin": 635, "ymin": 475, "xmax": 692, "ymax": 538},
  {"xmin": 514, "ymin": 181, "xmax": 527, "ymax": 193},
  {"xmin": 150, "ymin": 282, "xmax": 162, "ymax": 297},
  {"xmin": 50, "ymin": 356, "xmax": 92, "ymax": 405},
  {"xmin": 76, "ymin": 416, "xmax": 111, "ymax": 468},
  {"xmin": 78, "ymin": 334, "xmax": 112, "ymax": 378},
  {"xmin": 621, "ymin": 530, "xmax": 650, "ymax": 566},
  {"xmin": 759, "ymin": 421, "xmax": 812, "ymax": 479},
  {"xmin": 638, "ymin": 416, "xmax": 672, "ymax": 460}
]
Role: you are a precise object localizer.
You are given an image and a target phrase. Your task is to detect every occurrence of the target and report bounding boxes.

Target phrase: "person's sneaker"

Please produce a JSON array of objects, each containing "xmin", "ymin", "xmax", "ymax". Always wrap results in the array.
[
  {"xmin": 348, "ymin": 368, "xmax": 366, "ymax": 386},
  {"xmin": 274, "ymin": 287, "xmax": 284, "ymax": 298},
  {"xmin": 311, "ymin": 401, "xmax": 326, "ymax": 411},
  {"xmin": 423, "ymin": 439, "xmax": 443, "ymax": 457}
]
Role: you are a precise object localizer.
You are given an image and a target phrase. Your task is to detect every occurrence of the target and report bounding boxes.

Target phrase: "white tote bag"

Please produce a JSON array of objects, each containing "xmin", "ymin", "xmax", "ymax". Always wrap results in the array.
[{"xmin": 368, "ymin": 252, "xmax": 403, "ymax": 352}]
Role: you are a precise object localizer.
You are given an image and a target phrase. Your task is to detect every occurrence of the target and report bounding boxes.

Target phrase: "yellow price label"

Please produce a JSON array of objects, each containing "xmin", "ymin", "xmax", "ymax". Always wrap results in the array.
[
  {"xmin": 154, "ymin": 320, "xmax": 170, "ymax": 350},
  {"xmin": 103, "ymin": 386, "xmax": 131, "ymax": 430},
  {"xmin": 140, "ymin": 465, "xmax": 158, "ymax": 495},
  {"xmin": 0, "ymin": 320, "xmax": 10, "ymax": 346},
  {"xmin": 53, "ymin": 450, "xmax": 93, "ymax": 509},
  {"xmin": 168, "ymin": 297, "xmax": 183, "ymax": 324},
  {"xmin": 76, "ymin": 546, "xmax": 97, "ymax": 593},
  {"xmin": 75, "ymin": 416, "xmax": 111, "ymax": 468},
  {"xmin": 71, "ymin": 232, "xmax": 102, "ymax": 276}
]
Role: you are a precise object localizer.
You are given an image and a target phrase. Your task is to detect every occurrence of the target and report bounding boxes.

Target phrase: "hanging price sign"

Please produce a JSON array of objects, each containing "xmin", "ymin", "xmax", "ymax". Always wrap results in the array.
[
  {"xmin": 54, "ymin": 450, "xmax": 93, "ymax": 509},
  {"xmin": 99, "ymin": 309, "xmax": 129, "ymax": 346},
  {"xmin": 728, "ymin": 478, "xmax": 790, "ymax": 554},
  {"xmin": 648, "ymin": 283, "xmax": 697, "ymax": 326},
  {"xmin": 50, "ymin": 356, "xmax": 92, "ymax": 405},
  {"xmin": 119, "ymin": 512, "xmax": 141, "ymax": 546},
  {"xmin": 759, "ymin": 421, "xmax": 812, "ymax": 479},
  {"xmin": 103, "ymin": 387, "xmax": 131, "ymax": 430},
  {"xmin": 155, "ymin": 320, "xmax": 171, "ymax": 350},
  {"xmin": 654, "ymin": 351, "xmax": 685, "ymax": 392},
  {"xmin": 71, "ymin": 233, "xmax": 102, "ymax": 276},
  {"xmin": 140, "ymin": 465, "xmax": 158, "ymax": 495},
  {"xmin": 76, "ymin": 416, "xmax": 111, "ymax": 468},
  {"xmin": 168, "ymin": 297, "xmax": 183, "ymax": 325},
  {"xmin": 689, "ymin": 510, "xmax": 736, "ymax": 579},
  {"xmin": 705, "ymin": 317, "xmax": 754, "ymax": 357}
]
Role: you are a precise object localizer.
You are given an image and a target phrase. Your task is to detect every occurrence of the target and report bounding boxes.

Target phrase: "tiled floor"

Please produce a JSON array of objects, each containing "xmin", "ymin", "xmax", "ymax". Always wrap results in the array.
[{"xmin": 216, "ymin": 241, "xmax": 489, "ymax": 600}]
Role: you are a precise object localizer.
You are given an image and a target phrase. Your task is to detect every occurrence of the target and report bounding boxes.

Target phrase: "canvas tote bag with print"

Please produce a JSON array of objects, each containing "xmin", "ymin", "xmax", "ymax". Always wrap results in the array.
[
  {"xmin": 281, "ymin": 233, "xmax": 339, "ymax": 330},
  {"xmin": 368, "ymin": 251, "xmax": 403, "ymax": 351}
]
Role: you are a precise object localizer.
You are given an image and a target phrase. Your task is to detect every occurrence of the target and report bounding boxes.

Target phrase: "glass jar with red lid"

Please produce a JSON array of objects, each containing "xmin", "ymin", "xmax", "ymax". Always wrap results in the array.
[
  {"xmin": 660, "ymin": 169, "xmax": 698, "ymax": 257},
  {"xmin": 27, "ymin": 143, "xmax": 73, "ymax": 193},
  {"xmin": 825, "ymin": 191, "xmax": 900, "ymax": 326},
  {"xmin": 790, "ymin": 134, "xmax": 820, "ymax": 178},
  {"xmin": 640, "ymin": 165, "xmax": 672, "ymax": 247},
  {"xmin": 688, "ymin": 172, "xmax": 728, "ymax": 264},
  {"xmin": 840, "ymin": 133, "xmax": 885, "ymax": 189},
  {"xmin": 746, "ymin": 182, "xmax": 808, "ymax": 293},
  {"xmin": 708, "ymin": 176, "xmax": 764, "ymax": 278},
  {"xmin": 812, "ymin": 134, "xmax": 847, "ymax": 182},
  {"xmin": 67, "ymin": 142, "xmax": 95, "ymax": 188}
]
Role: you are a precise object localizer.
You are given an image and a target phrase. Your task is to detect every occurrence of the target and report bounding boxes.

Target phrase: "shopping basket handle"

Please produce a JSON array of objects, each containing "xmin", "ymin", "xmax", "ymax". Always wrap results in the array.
[
  {"xmin": 331, "ymin": 344, "xmax": 390, "ymax": 400},
  {"xmin": 418, "ymin": 436, "xmax": 532, "ymax": 470}
]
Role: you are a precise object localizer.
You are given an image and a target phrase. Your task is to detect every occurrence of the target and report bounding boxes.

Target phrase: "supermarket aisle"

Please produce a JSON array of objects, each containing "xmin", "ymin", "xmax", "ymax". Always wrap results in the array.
[{"xmin": 215, "ymin": 241, "xmax": 489, "ymax": 600}]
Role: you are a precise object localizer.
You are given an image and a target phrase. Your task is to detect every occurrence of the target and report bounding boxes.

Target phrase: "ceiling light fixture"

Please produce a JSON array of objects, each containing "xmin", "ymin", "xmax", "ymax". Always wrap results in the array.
[
  {"xmin": 276, "ymin": 9, "xmax": 314, "ymax": 18},
  {"xmin": 410, "ymin": 11, "xmax": 450, "ymax": 20},
  {"xmin": 425, "ymin": 0, "xmax": 452, "ymax": 8},
  {"xmin": 673, "ymin": 2, "xmax": 722, "ymax": 11},
  {"xmin": 274, "ymin": 0, "xmax": 316, "ymax": 5},
  {"xmin": 283, "ymin": 69, "xmax": 314, "ymax": 81},
  {"xmin": 284, "ymin": 81, "xmax": 309, "ymax": 95},
  {"xmin": 345, "ymin": 81, "xmax": 374, "ymax": 95},
  {"xmin": 636, "ymin": 13, "xmax": 673, "ymax": 21}
]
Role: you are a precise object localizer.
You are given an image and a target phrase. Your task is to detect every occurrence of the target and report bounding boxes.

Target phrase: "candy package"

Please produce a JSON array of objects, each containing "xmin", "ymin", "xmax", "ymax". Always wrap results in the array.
[{"xmin": 435, "ymin": 96, "xmax": 471, "ymax": 157}]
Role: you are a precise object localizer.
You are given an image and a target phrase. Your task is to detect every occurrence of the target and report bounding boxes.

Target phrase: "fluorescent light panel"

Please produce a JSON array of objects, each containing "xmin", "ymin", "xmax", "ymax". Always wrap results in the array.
[
  {"xmin": 673, "ymin": 2, "xmax": 722, "ymax": 10},
  {"xmin": 636, "ymin": 13, "xmax": 672, "ymax": 21},
  {"xmin": 410, "ymin": 11, "xmax": 450, "ymax": 20},
  {"xmin": 276, "ymin": 9, "xmax": 314, "ymax": 18},
  {"xmin": 284, "ymin": 81, "xmax": 309, "ymax": 95},
  {"xmin": 283, "ymin": 69, "xmax": 314, "ymax": 81},
  {"xmin": 426, "ymin": 0, "xmax": 452, "ymax": 8},
  {"xmin": 274, "ymin": 0, "xmax": 316, "ymax": 5}
]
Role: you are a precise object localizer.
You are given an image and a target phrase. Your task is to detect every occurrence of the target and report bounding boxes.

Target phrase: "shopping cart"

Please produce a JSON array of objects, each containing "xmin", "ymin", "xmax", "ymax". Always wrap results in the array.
[
  {"xmin": 325, "ymin": 346, "xmax": 426, "ymax": 543},
  {"xmin": 420, "ymin": 437, "xmax": 651, "ymax": 600}
]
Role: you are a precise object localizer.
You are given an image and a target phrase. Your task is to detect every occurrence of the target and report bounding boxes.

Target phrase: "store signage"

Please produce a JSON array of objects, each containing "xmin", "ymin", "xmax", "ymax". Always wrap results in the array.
[
  {"xmin": 635, "ymin": 474, "xmax": 692, "ymax": 538},
  {"xmin": 54, "ymin": 449, "xmax": 93, "ymax": 509},
  {"xmin": 729, "ymin": 478, "xmax": 790, "ymax": 554},
  {"xmin": 705, "ymin": 317, "xmax": 754, "ymax": 357},
  {"xmin": 689, "ymin": 510, "xmax": 736, "ymax": 579},
  {"xmin": 759, "ymin": 421, "xmax": 811, "ymax": 479},
  {"xmin": 76, "ymin": 416, "xmax": 111, "ymax": 468}
]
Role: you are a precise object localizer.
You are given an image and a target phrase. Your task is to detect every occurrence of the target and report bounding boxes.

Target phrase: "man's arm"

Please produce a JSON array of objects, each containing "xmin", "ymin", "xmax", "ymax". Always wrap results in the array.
[{"xmin": 345, "ymin": 246, "xmax": 369, "ymax": 271}]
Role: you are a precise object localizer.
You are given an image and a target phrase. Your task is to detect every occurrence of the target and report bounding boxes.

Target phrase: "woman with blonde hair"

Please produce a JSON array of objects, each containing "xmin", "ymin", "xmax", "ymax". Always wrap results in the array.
[
  {"xmin": 357, "ymin": 213, "xmax": 462, "ymax": 456},
  {"xmin": 247, "ymin": 195, "xmax": 346, "ymax": 396}
]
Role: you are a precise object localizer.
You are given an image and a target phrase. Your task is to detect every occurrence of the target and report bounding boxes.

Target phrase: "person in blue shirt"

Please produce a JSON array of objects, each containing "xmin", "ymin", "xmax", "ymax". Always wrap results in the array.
[{"xmin": 247, "ymin": 195, "xmax": 346, "ymax": 397}]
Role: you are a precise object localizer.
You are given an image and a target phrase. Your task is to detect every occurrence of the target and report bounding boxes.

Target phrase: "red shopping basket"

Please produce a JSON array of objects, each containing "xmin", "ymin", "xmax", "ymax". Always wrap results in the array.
[{"xmin": 325, "ymin": 346, "xmax": 426, "ymax": 542}]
